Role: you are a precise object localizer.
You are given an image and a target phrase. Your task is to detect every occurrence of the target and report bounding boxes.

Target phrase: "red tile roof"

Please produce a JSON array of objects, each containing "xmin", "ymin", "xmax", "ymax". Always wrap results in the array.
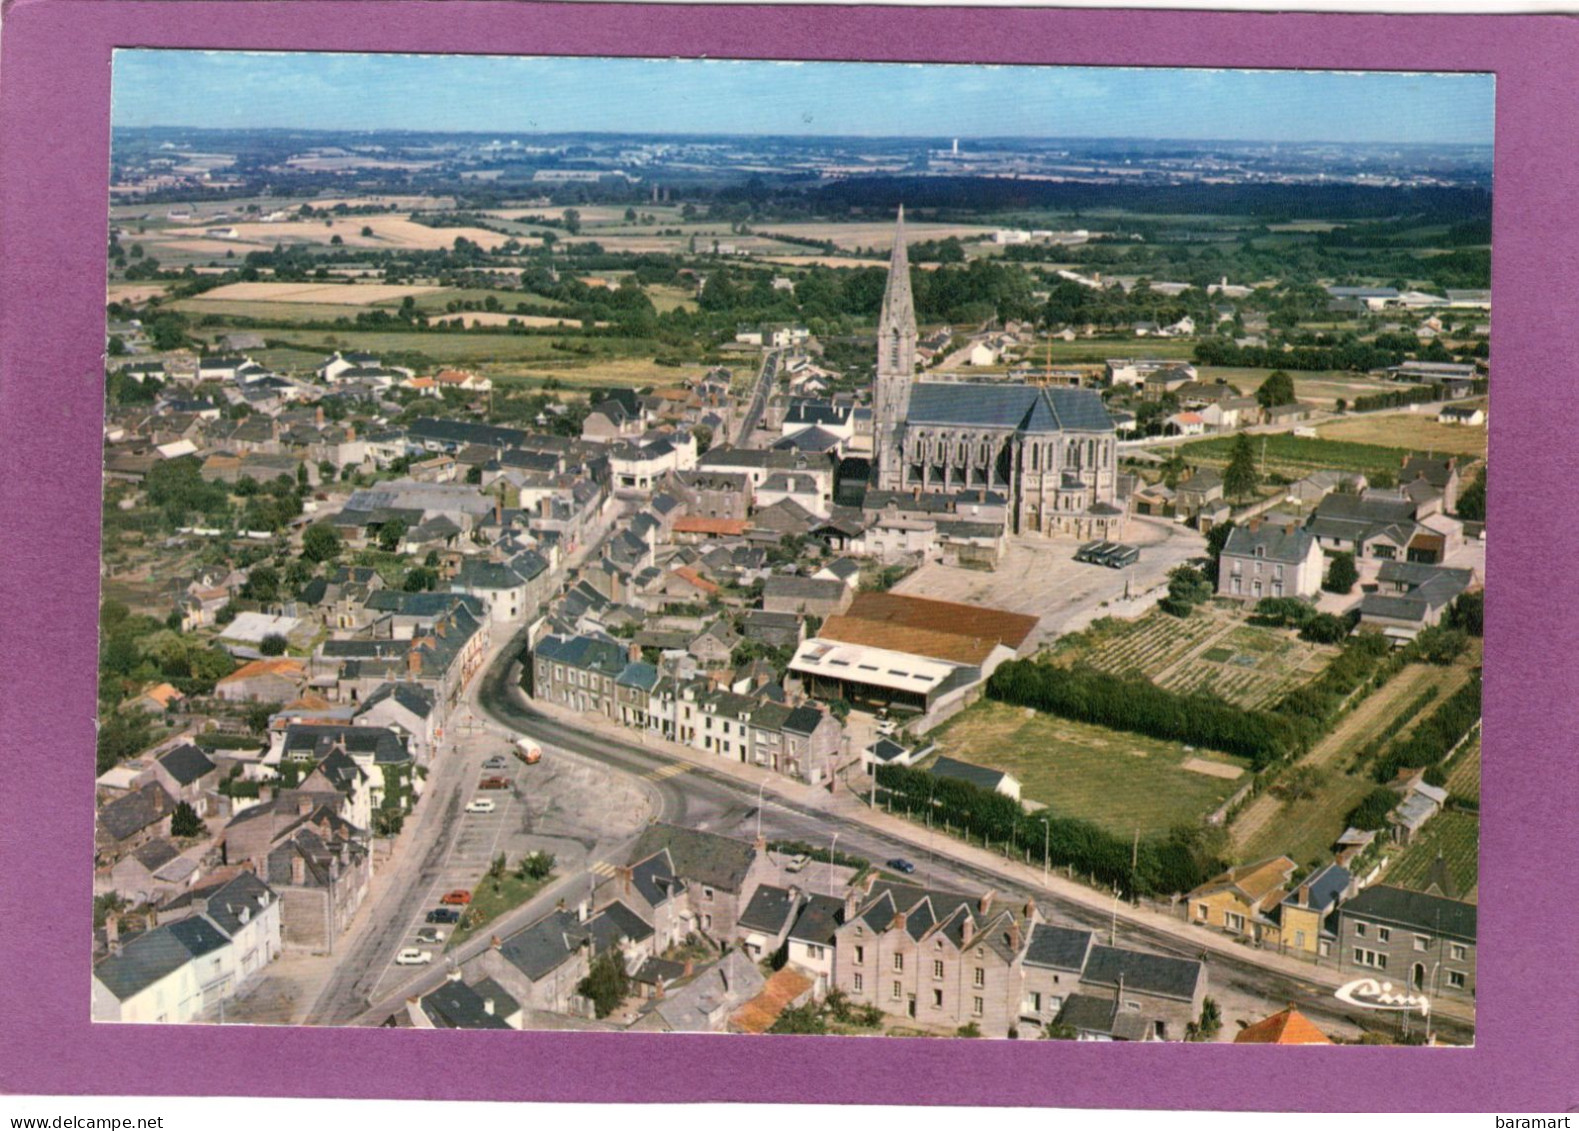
[{"xmin": 1234, "ymin": 1006, "xmax": 1332, "ymax": 1045}]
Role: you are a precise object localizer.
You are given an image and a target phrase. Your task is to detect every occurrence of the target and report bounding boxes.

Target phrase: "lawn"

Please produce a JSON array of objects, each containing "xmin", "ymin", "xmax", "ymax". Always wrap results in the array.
[
  {"xmin": 445, "ymin": 870, "xmax": 554, "ymax": 951},
  {"xmin": 1177, "ymin": 432, "xmax": 1432, "ymax": 481},
  {"xmin": 1381, "ymin": 810, "xmax": 1480, "ymax": 903},
  {"xmin": 927, "ymin": 700, "xmax": 1250, "ymax": 838},
  {"xmin": 1236, "ymin": 772, "xmax": 1376, "ymax": 873}
]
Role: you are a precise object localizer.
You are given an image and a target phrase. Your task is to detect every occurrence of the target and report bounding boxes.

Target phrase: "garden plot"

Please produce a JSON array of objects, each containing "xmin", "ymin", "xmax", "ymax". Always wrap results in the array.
[
  {"xmin": 1048, "ymin": 611, "xmax": 1221, "ymax": 680},
  {"xmin": 1155, "ymin": 626, "xmax": 1336, "ymax": 710},
  {"xmin": 1381, "ymin": 810, "xmax": 1480, "ymax": 903}
]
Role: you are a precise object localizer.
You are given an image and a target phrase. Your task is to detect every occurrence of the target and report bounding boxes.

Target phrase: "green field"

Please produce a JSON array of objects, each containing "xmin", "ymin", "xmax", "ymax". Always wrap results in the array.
[
  {"xmin": 255, "ymin": 329, "xmax": 669, "ymax": 372},
  {"xmin": 1381, "ymin": 810, "xmax": 1480, "ymax": 903},
  {"xmin": 1177, "ymin": 432, "xmax": 1427, "ymax": 480},
  {"xmin": 928, "ymin": 700, "xmax": 1250, "ymax": 838},
  {"xmin": 1445, "ymin": 732, "xmax": 1481, "ymax": 802}
]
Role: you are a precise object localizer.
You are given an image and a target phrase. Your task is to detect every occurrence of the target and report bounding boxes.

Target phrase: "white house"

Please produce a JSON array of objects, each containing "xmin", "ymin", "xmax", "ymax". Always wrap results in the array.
[{"xmin": 92, "ymin": 873, "xmax": 281, "ymax": 1024}]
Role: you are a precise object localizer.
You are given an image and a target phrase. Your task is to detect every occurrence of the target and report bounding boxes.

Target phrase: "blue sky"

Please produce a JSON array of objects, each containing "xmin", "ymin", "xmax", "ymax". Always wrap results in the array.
[{"xmin": 112, "ymin": 51, "xmax": 1494, "ymax": 145}]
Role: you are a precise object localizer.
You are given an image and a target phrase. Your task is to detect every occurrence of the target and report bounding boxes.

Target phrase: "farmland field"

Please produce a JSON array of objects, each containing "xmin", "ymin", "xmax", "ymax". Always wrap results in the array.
[
  {"xmin": 1232, "ymin": 655, "xmax": 1479, "ymax": 867},
  {"xmin": 1045, "ymin": 608, "xmax": 1332, "ymax": 711},
  {"xmin": 1177, "ymin": 432, "xmax": 1430, "ymax": 481},
  {"xmin": 257, "ymin": 329, "xmax": 664, "ymax": 370},
  {"xmin": 1318, "ymin": 411, "xmax": 1488, "ymax": 459},
  {"xmin": 1381, "ymin": 810, "xmax": 1480, "ymax": 903},
  {"xmin": 1194, "ymin": 367, "xmax": 1396, "ymax": 409},
  {"xmin": 928, "ymin": 700, "xmax": 1250, "ymax": 838},
  {"xmin": 155, "ymin": 214, "xmax": 512, "ymax": 251},
  {"xmin": 1445, "ymin": 733, "xmax": 1481, "ymax": 802},
  {"xmin": 189, "ymin": 282, "xmax": 446, "ymax": 305}
]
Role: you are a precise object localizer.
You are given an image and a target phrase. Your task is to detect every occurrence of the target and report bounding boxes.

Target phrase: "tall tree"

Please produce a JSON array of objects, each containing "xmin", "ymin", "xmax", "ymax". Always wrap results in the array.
[
  {"xmin": 1256, "ymin": 369, "xmax": 1297, "ymax": 408},
  {"xmin": 1222, "ymin": 433, "xmax": 1260, "ymax": 501}
]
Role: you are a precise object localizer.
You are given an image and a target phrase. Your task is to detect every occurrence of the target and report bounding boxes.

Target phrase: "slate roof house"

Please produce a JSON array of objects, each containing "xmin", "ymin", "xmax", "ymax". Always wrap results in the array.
[
  {"xmin": 93, "ymin": 872, "xmax": 281, "ymax": 1023},
  {"xmin": 1217, "ymin": 520, "xmax": 1325, "ymax": 601},
  {"xmin": 834, "ymin": 878, "xmax": 1205, "ymax": 1040},
  {"xmin": 1336, "ymin": 884, "xmax": 1476, "ymax": 1000},
  {"xmin": 1358, "ymin": 562, "xmax": 1478, "ymax": 643}
]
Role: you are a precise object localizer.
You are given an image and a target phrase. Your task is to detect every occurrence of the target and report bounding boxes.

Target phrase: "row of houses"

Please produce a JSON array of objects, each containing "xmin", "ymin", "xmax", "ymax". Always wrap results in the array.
[{"xmin": 411, "ymin": 823, "xmax": 1210, "ymax": 1040}]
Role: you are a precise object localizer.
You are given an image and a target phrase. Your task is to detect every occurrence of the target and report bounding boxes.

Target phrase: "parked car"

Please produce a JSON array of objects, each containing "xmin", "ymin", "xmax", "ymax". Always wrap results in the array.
[
  {"xmin": 478, "ymin": 776, "xmax": 511, "ymax": 790},
  {"xmin": 415, "ymin": 927, "xmax": 445, "ymax": 945},
  {"xmin": 886, "ymin": 858, "xmax": 916, "ymax": 874},
  {"xmin": 465, "ymin": 798, "xmax": 496, "ymax": 814},
  {"xmin": 440, "ymin": 890, "xmax": 472, "ymax": 906},
  {"xmin": 482, "ymin": 757, "xmax": 508, "ymax": 771},
  {"xmin": 395, "ymin": 948, "xmax": 432, "ymax": 966},
  {"xmin": 785, "ymin": 853, "xmax": 812, "ymax": 874},
  {"xmin": 876, "ymin": 719, "xmax": 899, "ymax": 737},
  {"xmin": 426, "ymin": 908, "xmax": 461, "ymax": 924}
]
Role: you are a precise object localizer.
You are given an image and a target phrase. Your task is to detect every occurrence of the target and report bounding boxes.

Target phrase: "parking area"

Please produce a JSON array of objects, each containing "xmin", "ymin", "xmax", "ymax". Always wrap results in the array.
[
  {"xmin": 376, "ymin": 735, "xmax": 658, "ymax": 980},
  {"xmin": 893, "ymin": 517, "xmax": 1206, "ymax": 648}
]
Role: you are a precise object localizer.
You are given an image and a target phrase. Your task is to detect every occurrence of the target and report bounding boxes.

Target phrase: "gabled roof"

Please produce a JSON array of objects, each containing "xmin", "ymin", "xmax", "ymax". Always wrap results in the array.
[
  {"xmin": 1340, "ymin": 884, "xmax": 1476, "ymax": 941},
  {"xmin": 1023, "ymin": 923, "xmax": 1095, "ymax": 973},
  {"xmin": 738, "ymin": 885, "xmax": 801, "ymax": 936},
  {"xmin": 421, "ymin": 979, "xmax": 514, "ymax": 1029},
  {"xmin": 1222, "ymin": 523, "xmax": 1316, "ymax": 565},
  {"xmin": 905, "ymin": 383, "xmax": 1113, "ymax": 434},
  {"xmin": 1234, "ymin": 1006, "xmax": 1333, "ymax": 1045},
  {"xmin": 98, "ymin": 783, "xmax": 176, "ymax": 843},
  {"xmin": 156, "ymin": 743, "xmax": 217, "ymax": 787},
  {"xmin": 928, "ymin": 755, "xmax": 1013, "ymax": 793},
  {"xmin": 1081, "ymin": 943, "xmax": 1204, "ymax": 1003},
  {"xmin": 628, "ymin": 823, "xmax": 759, "ymax": 892},
  {"xmin": 787, "ymin": 893, "xmax": 844, "ymax": 947},
  {"xmin": 356, "ymin": 681, "xmax": 437, "ymax": 721},
  {"xmin": 94, "ymin": 914, "xmax": 231, "ymax": 1001}
]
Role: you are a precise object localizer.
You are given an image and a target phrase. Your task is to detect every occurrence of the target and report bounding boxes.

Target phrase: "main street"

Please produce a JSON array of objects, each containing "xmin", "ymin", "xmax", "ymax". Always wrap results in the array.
[
  {"xmin": 733, "ymin": 347, "xmax": 781, "ymax": 445},
  {"xmin": 463, "ymin": 640, "xmax": 1474, "ymax": 1044}
]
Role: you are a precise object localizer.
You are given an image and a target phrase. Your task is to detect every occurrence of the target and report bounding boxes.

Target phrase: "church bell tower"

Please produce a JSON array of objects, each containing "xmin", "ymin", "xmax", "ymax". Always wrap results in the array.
[{"xmin": 872, "ymin": 205, "xmax": 917, "ymax": 490}]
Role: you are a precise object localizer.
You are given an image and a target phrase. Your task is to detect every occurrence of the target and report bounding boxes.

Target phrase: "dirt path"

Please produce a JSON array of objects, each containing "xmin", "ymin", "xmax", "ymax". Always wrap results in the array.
[{"xmin": 1230, "ymin": 659, "xmax": 1473, "ymax": 852}]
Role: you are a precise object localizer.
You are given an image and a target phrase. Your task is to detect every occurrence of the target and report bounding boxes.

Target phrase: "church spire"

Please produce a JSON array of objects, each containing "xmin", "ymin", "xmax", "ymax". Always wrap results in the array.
[
  {"xmin": 881, "ymin": 204, "xmax": 917, "ymax": 338},
  {"xmin": 873, "ymin": 206, "xmax": 917, "ymax": 490}
]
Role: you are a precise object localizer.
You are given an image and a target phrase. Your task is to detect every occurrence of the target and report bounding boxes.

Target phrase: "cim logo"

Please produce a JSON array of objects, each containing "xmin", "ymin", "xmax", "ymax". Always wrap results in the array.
[{"xmin": 1334, "ymin": 977, "xmax": 1431, "ymax": 1017}]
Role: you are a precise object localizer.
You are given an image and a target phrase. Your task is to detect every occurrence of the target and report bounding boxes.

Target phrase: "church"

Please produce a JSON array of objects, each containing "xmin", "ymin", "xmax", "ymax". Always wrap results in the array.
[{"xmin": 871, "ymin": 208, "xmax": 1126, "ymax": 541}]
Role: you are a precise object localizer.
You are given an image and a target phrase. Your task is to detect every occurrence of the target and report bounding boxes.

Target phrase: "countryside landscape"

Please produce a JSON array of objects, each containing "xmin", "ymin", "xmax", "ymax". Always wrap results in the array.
[{"xmin": 95, "ymin": 54, "xmax": 1485, "ymax": 1044}]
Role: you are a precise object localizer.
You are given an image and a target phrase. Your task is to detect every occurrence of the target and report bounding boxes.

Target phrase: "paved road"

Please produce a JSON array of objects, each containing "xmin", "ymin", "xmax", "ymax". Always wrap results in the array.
[
  {"xmin": 435, "ymin": 637, "xmax": 1474, "ymax": 1044},
  {"xmin": 734, "ymin": 348, "xmax": 780, "ymax": 446}
]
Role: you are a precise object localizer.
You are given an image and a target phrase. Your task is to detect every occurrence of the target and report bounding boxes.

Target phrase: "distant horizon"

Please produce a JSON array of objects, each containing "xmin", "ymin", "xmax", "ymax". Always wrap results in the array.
[
  {"xmin": 112, "ymin": 122, "xmax": 1495, "ymax": 152},
  {"xmin": 111, "ymin": 51, "xmax": 1495, "ymax": 147}
]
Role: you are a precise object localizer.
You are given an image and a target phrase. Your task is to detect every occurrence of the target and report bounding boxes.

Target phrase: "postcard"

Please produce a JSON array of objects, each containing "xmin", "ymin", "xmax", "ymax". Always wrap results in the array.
[{"xmin": 1, "ymin": 0, "xmax": 1575, "ymax": 1114}]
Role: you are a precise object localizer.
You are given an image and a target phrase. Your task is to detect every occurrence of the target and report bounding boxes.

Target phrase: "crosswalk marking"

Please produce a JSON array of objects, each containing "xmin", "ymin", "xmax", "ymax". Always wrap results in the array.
[
  {"xmin": 644, "ymin": 763, "xmax": 690, "ymax": 782},
  {"xmin": 589, "ymin": 860, "xmax": 616, "ymax": 878}
]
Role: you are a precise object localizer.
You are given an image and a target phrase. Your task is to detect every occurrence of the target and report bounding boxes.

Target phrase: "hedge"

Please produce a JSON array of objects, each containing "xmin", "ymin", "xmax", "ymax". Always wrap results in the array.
[
  {"xmin": 988, "ymin": 660, "xmax": 1304, "ymax": 769},
  {"xmin": 874, "ymin": 763, "xmax": 1217, "ymax": 898},
  {"xmin": 1372, "ymin": 676, "xmax": 1483, "ymax": 782}
]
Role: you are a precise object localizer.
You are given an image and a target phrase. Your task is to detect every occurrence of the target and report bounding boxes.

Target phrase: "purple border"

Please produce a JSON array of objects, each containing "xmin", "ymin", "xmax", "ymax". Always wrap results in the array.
[{"xmin": 2, "ymin": 0, "xmax": 1575, "ymax": 1111}]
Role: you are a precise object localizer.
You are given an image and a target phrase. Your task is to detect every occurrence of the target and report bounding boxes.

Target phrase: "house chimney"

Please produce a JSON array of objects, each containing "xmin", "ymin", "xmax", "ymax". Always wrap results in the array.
[
  {"xmin": 291, "ymin": 856, "xmax": 306, "ymax": 885},
  {"xmin": 1248, "ymin": 516, "xmax": 1262, "ymax": 535},
  {"xmin": 1007, "ymin": 920, "xmax": 1022, "ymax": 952},
  {"xmin": 1298, "ymin": 882, "xmax": 1312, "ymax": 908},
  {"xmin": 617, "ymin": 865, "xmax": 634, "ymax": 895},
  {"xmin": 978, "ymin": 891, "xmax": 995, "ymax": 916},
  {"xmin": 890, "ymin": 911, "xmax": 907, "ymax": 932},
  {"xmin": 628, "ymin": 641, "xmax": 642, "ymax": 663},
  {"xmin": 1023, "ymin": 898, "xmax": 1038, "ymax": 921},
  {"xmin": 496, "ymin": 495, "xmax": 504, "ymax": 525},
  {"xmin": 106, "ymin": 915, "xmax": 121, "ymax": 952},
  {"xmin": 407, "ymin": 648, "xmax": 423, "ymax": 677},
  {"xmin": 483, "ymin": 997, "xmax": 495, "ymax": 1016},
  {"xmin": 490, "ymin": 935, "xmax": 503, "ymax": 950},
  {"xmin": 683, "ymin": 958, "xmax": 695, "ymax": 978},
  {"xmin": 961, "ymin": 916, "xmax": 975, "ymax": 945}
]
